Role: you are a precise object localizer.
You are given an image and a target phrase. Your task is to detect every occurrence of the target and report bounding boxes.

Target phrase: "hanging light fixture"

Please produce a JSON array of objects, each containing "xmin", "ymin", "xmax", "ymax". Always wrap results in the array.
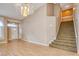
[{"xmin": 21, "ymin": 4, "xmax": 29, "ymax": 16}]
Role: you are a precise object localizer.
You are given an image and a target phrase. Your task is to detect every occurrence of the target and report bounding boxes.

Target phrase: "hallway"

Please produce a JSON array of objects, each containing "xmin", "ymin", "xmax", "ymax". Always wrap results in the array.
[{"xmin": 50, "ymin": 21, "xmax": 77, "ymax": 52}]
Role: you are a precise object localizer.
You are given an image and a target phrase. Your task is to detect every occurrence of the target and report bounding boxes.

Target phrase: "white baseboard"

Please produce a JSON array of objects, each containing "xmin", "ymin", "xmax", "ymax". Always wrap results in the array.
[{"xmin": 22, "ymin": 39, "xmax": 49, "ymax": 46}]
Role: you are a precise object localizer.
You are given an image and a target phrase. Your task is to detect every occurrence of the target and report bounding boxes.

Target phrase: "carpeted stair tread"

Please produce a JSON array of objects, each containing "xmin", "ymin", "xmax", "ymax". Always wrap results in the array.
[
  {"xmin": 50, "ymin": 21, "xmax": 77, "ymax": 52},
  {"xmin": 49, "ymin": 43, "xmax": 77, "ymax": 52},
  {"xmin": 54, "ymin": 39, "xmax": 76, "ymax": 44},
  {"xmin": 57, "ymin": 38, "xmax": 76, "ymax": 41},
  {"xmin": 52, "ymin": 41, "xmax": 76, "ymax": 48}
]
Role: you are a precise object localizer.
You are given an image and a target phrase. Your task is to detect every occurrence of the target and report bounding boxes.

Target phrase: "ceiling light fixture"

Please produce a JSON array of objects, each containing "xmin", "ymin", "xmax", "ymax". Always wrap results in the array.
[
  {"xmin": 73, "ymin": 8, "xmax": 76, "ymax": 10},
  {"xmin": 21, "ymin": 4, "xmax": 29, "ymax": 17}
]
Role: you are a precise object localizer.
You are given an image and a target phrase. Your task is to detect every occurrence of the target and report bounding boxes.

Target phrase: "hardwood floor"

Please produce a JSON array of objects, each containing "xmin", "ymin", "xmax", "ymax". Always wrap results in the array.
[{"xmin": 0, "ymin": 40, "xmax": 79, "ymax": 56}]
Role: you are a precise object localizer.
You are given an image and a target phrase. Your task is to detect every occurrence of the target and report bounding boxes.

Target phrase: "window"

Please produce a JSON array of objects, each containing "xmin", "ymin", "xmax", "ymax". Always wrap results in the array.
[{"xmin": 0, "ymin": 17, "xmax": 4, "ymax": 41}]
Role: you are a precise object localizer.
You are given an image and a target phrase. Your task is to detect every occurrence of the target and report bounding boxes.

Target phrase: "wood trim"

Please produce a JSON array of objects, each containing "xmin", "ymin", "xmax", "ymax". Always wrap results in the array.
[
  {"xmin": 3, "ymin": 17, "xmax": 8, "ymax": 43},
  {"xmin": 47, "ymin": 3, "xmax": 54, "ymax": 16},
  {"xmin": 17, "ymin": 23, "xmax": 19, "ymax": 40}
]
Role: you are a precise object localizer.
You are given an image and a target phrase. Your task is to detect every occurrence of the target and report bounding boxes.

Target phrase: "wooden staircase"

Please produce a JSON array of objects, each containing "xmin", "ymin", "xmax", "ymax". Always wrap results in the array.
[{"xmin": 50, "ymin": 21, "xmax": 77, "ymax": 52}]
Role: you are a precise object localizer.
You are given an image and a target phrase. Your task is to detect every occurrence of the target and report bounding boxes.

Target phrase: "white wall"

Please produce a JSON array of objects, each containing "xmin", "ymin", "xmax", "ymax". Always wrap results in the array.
[
  {"xmin": 22, "ymin": 4, "xmax": 61, "ymax": 46},
  {"xmin": 74, "ymin": 4, "xmax": 79, "ymax": 53},
  {"xmin": 54, "ymin": 4, "xmax": 61, "ymax": 38},
  {"xmin": 22, "ymin": 4, "xmax": 48, "ymax": 46},
  {"xmin": 47, "ymin": 16, "xmax": 57, "ymax": 44},
  {"xmin": 47, "ymin": 4, "xmax": 61, "ymax": 43}
]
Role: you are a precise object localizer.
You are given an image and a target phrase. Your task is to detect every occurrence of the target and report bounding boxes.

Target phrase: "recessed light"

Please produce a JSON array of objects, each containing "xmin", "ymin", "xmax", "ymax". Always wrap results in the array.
[{"xmin": 73, "ymin": 8, "xmax": 76, "ymax": 10}]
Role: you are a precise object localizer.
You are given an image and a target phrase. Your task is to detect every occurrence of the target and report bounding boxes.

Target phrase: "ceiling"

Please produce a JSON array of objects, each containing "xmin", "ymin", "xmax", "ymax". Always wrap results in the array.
[
  {"xmin": 0, "ymin": 3, "xmax": 44, "ymax": 20},
  {"xmin": 0, "ymin": 3, "xmax": 73, "ymax": 20},
  {"xmin": 60, "ymin": 3, "xmax": 73, "ymax": 10},
  {"xmin": 0, "ymin": 3, "xmax": 22, "ymax": 20}
]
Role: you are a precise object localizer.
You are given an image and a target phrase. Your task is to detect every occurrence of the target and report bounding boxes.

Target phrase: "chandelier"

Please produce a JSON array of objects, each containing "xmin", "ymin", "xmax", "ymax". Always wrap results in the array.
[{"xmin": 21, "ymin": 4, "xmax": 29, "ymax": 16}]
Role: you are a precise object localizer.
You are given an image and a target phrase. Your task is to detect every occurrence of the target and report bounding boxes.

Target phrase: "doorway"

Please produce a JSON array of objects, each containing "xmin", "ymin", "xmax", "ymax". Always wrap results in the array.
[{"xmin": 7, "ymin": 21, "xmax": 20, "ymax": 42}]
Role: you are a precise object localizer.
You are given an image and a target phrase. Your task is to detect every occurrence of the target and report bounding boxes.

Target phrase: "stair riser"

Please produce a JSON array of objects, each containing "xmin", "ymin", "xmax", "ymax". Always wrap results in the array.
[
  {"xmin": 57, "ymin": 38, "xmax": 76, "ymax": 40},
  {"xmin": 52, "ymin": 43, "xmax": 76, "ymax": 48},
  {"xmin": 50, "ymin": 44, "xmax": 77, "ymax": 52},
  {"xmin": 53, "ymin": 41, "xmax": 76, "ymax": 44}
]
